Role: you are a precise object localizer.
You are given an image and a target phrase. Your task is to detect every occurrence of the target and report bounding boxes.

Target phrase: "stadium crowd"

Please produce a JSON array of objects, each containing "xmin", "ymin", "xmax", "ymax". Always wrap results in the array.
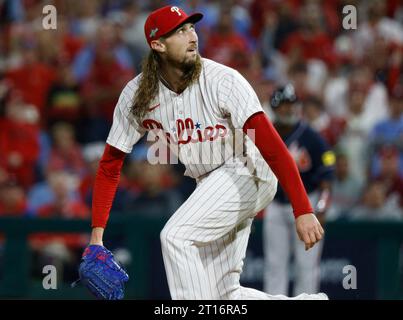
[{"xmin": 0, "ymin": 0, "xmax": 402, "ymax": 279}]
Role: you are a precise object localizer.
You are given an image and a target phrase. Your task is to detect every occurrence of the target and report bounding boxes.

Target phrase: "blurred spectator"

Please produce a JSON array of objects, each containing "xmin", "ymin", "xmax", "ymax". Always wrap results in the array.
[
  {"xmin": 386, "ymin": 46, "xmax": 402, "ymax": 93},
  {"xmin": 203, "ymin": 6, "xmax": 251, "ymax": 70},
  {"xmin": 386, "ymin": 0, "xmax": 403, "ymax": 20},
  {"xmin": 336, "ymin": 86, "xmax": 372, "ymax": 184},
  {"xmin": 250, "ymin": 0, "xmax": 297, "ymax": 44},
  {"xmin": 0, "ymin": 167, "xmax": 8, "ymax": 186},
  {"xmin": 0, "ymin": 179, "xmax": 27, "ymax": 216},
  {"xmin": 302, "ymin": 96, "xmax": 347, "ymax": 147},
  {"xmin": 369, "ymin": 88, "xmax": 403, "ymax": 178},
  {"xmin": 0, "ymin": 0, "xmax": 25, "ymax": 23},
  {"xmin": 70, "ymin": 0, "xmax": 102, "ymax": 40},
  {"xmin": 47, "ymin": 122, "xmax": 86, "ymax": 176},
  {"xmin": 5, "ymin": 41, "xmax": 56, "ymax": 116},
  {"xmin": 55, "ymin": 16, "xmax": 85, "ymax": 63},
  {"xmin": 350, "ymin": 180, "xmax": 402, "ymax": 221},
  {"xmin": 352, "ymin": 0, "xmax": 403, "ymax": 61},
  {"xmin": 301, "ymin": 96, "xmax": 325, "ymax": 130},
  {"xmin": 173, "ymin": 0, "xmax": 251, "ymax": 46},
  {"xmin": 34, "ymin": 17, "xmax": 85, "ymax": 66},
  {"xmin": 27, "ymin": 168, "xmax": 80, "ymax": 216},
  {"xmin": 74, "ymin": 102, "xmax": 111, "ymax": 144},
  {"xmin": 372, "ymin": 147, "xmax": 403, "ymax": 208},
  {"xmin": 259, "ymin": 6, "xmax": 289, "ymax": 85},
  {"xmin": 35, "ymin": 31, "xmax": 63, "ymax": 66},
  {"xmin": 124, "ymin": 158, "xmax": 181, "ymax": 218},
  {"xmin": 72, "ymin": 20, "xmax": 133, "ymax": 83},
  {"xmin": 0, "ymin": 92, "xmax": 40, "ymax": 189},
  {"xmin": 29, "ymin": 170, "xmax": 89, "ymax": 245},
  {"xmin": 286, "ymin": 57, "xmax": 329, "ymax": 99},
  {"xmin": 324, "ymin": 64, "xmax": 389, "ymax": 122},
  {"xmin": 34, "ymin": 130, "xmax": 52, "ymax": 183},
  {"xmin": 78, "ymin": 21, "xmax": 134, "ymax": 122},
  {"xmin": 324, "ymin": 64, "xmax": 390, "ymax": 184},
  {"xmin": 327, "ymin": 152, "xmax": 362, "ymax": 221},
  {"xmin": 287, "ymin": 62, "xmax": 310, "ymax": 100},
  {"xmin": 0, "ymin": 78, "xmax": 8, "ymax": 111},
  {"xmin": 29, "ymin": 170, "xmax": 90, "ymax": 282},
  {"xmin": 35, "ymin": 171, "xmax": 89, "ymax": 220},
  {"xmin": 45, "ymin": 62, "xmax": 82, "ymax": 129},
  {"xmin": 222, "ymin": 0, "xmax": 252, "ymax": 38},
  {"xmin": 120, "ymin": 1, "xmax": 150, "ymax": 71},
  {"xmin": 280, "ymin": 1, "xmax": 338, "ymax": 69},
  {"xmin": 366, "ymin": 35, "xmax": 398, "ymax": 85}
]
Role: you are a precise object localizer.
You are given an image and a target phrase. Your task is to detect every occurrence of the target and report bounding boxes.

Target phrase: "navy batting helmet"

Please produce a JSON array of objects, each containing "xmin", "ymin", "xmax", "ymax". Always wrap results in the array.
[{"xmin": 270, "ymin": 84, "xmax": 297, "ymax": 108}]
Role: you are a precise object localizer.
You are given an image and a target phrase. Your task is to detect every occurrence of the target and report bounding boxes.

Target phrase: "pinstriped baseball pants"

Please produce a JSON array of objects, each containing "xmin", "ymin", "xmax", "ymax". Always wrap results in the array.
[{"xmin": 160, "ymin": 165, "xmax": 278, "ymax": 300}]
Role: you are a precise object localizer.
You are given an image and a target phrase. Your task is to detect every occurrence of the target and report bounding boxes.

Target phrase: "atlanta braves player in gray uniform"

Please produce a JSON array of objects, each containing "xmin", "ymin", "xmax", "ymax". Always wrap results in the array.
[{"xmin": 88, "ymin": 5, "xmax": 327, "ymax": 300}]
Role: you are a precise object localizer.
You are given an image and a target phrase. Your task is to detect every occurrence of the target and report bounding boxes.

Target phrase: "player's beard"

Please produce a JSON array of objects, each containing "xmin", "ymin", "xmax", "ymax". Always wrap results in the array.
[
  {"xmin": 166, "ymin": 51, "xmax": 200, "ymax": 72},
  {"xmin": 166, "ymin": 52, "xmax": 202, "ymax": 92}
]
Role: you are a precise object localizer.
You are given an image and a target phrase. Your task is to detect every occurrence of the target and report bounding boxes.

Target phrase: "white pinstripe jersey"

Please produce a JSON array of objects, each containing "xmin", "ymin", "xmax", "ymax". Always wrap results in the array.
[{"xmin": 107, "ymin": 58, "xmax": 277, "ymax": 184}]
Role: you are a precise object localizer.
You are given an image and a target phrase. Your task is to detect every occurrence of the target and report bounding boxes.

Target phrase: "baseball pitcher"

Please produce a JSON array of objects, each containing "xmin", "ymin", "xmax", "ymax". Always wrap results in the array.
[{"xmin": 75, "ymin": 6, "xmax": 328, "ymax": 300}]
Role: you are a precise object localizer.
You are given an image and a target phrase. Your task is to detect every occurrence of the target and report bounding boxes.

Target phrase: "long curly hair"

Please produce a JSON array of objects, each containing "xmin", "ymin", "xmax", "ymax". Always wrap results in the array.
[{"xmin": 131, "ymin": 50, "xmax": 202, "ymax": 121}]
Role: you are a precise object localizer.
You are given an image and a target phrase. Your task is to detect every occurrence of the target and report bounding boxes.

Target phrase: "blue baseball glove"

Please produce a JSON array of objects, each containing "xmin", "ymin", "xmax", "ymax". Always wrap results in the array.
[{"xmin": 73, "ymin": 245, "xmax": 129, "ymax": 300}]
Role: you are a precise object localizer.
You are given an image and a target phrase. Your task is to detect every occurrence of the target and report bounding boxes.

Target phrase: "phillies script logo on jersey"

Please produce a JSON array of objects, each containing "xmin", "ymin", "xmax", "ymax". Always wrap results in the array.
[{"xmin": 142, "ymin": 118, "xmax": 228, "ymax": 145}]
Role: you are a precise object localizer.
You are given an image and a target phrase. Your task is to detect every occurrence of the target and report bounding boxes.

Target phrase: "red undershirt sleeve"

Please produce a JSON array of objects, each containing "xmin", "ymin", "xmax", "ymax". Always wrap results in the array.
[
  {"xmin": 243, "ymin": 111, "xmax": 313, "ymax": 218},
  {"xmin": 91, "ymin": 144, "xmax": 127, "ymax": 228}
]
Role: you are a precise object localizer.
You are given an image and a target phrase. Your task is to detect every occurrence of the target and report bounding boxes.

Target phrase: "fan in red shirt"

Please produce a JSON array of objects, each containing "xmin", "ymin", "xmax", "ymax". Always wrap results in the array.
[
  {"xmin": 0, "ymin": 92, "xmax": 40, "ymax": 189},
  {"xmin": 203, "ymin": 8, "xmax": 251, "ymax": 70},
  {"xmin": 0, "ymin": 179, "xmax": 27, "ymax": 217},
  {"xmin": 80, "ymin": 28, "xmax": 134, "ymax": 123},
  {"xmin": 29, "ymin": 170, "xmax": 90, "ymax": 250},
  {"xmin": 47, "ymin": 122, "xmax": 86, "ymax": 177},
  {"xmin": 5, "ymin": 42, "xmax": 56, "ymax": 117},
  {"xmin": 280, "ymin": 2, "xmax": 338, "ymax": 68}
]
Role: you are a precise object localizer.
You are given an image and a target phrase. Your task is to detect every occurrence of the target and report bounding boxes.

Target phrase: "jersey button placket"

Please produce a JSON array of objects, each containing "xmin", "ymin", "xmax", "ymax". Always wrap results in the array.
[{"xmin": 178, "ymin": 95, "xmax": 184, "ymax": 117}]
